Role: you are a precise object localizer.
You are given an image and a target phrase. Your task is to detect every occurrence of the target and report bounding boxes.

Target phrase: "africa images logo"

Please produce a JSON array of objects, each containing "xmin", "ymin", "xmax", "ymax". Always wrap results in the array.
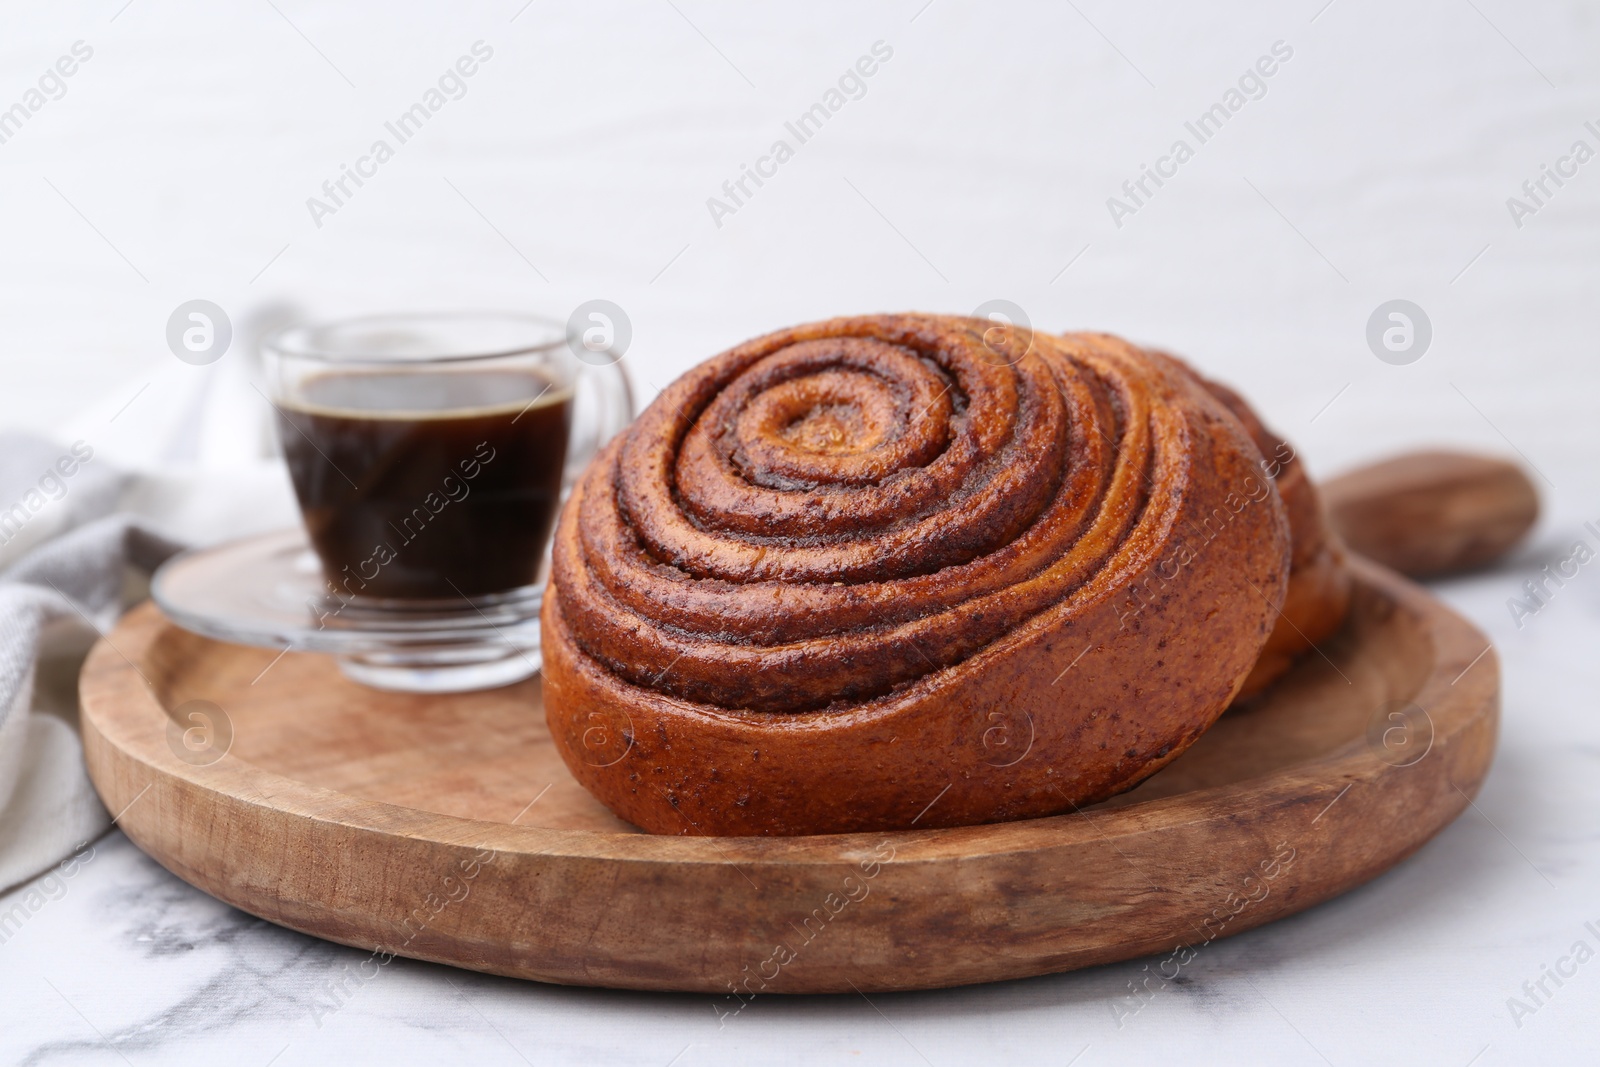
[
  {"xmin": 305, "ymin": 41, "xmax": 495, "ymax": 228},
  {"xmin": 705, "ymin": 41, "xmax": 894, "ymax": 228},
  {"xmin": 1106, "ymin": 40, "xmax": 1294, "ymax": 228}
]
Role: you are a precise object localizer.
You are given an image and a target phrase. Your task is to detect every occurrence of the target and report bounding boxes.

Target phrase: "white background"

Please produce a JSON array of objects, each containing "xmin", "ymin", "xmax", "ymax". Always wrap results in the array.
[{"xmin": 2, "ymin": 1, "xmax": 1598, "ymax": 1064}]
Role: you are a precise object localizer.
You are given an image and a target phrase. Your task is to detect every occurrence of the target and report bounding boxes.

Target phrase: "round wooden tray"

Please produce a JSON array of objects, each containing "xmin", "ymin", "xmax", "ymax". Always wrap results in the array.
[{"xmin": 80, "ymin": 555, "xmax": 1497, "ymax": 994}]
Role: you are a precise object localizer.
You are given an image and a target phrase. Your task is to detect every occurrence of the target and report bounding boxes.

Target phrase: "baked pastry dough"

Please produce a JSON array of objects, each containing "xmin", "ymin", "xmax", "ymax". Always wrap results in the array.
[
  {"xmin": 1192, "ymin": 373, "xmax": 1351, "ymax": 701},
  {"xmin": 542, "ymin": 315, "xmax": 1298, "ymax": 835}
]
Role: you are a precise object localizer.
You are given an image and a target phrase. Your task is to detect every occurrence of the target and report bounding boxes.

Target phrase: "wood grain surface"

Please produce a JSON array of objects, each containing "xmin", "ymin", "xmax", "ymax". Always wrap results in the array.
[
  {"xmin": 1324, "ymin": 451, "xmax": 1539, "ymax": 577},
  {"xmin": 79, "ymin": 555, "xmax": 1498, "ymax": 994}
]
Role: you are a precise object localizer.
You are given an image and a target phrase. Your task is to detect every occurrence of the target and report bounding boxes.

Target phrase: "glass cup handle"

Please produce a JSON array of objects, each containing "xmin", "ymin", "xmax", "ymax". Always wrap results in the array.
[{"xmin": 563, "ymin": 360, "xmax": 635, "ymax": 489}]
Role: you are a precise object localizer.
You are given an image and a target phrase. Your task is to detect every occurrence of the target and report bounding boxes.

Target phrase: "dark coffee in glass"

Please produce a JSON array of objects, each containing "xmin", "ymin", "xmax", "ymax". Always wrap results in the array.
[
  {"xmin": 259, "ymin": 312, "xmax": 632, "ymax": 691},
  {"xmin": 276, "ymin": 369, "xmax": 572, "ymax": 600}
]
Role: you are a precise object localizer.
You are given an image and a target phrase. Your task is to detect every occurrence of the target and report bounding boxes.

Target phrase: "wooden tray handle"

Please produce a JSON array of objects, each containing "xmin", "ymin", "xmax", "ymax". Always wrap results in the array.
[{"xmin": 1320, "ymin": 450, "xmax": 1541, "ymax": 579}]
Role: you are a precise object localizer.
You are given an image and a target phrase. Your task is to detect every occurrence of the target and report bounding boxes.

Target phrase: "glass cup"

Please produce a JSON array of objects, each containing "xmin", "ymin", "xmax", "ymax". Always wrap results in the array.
[{"xmin": 260, "ymin": 311, "xmax": 632, "ymax": 691}]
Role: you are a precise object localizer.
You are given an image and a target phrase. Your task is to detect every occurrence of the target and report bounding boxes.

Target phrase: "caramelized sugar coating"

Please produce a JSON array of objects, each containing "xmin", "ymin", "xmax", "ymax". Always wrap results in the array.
[{"xmin": 542, "ymin": 315, "xmax": 1292, "ymax": 835}]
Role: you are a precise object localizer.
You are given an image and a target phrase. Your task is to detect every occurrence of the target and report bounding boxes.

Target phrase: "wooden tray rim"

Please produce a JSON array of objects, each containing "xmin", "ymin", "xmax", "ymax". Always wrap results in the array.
[{"xmin": 78, "ymin": 559, "xmax": 1497, "ymax": 991}]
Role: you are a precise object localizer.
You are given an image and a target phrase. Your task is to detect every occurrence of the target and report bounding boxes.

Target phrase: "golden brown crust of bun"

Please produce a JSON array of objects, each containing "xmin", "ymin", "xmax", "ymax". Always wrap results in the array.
[
  {"xmin": 542, "ymin": 315, "xmax": 1292, "ymax": 835},
  {"xmin": 1189, "ymin": 374, "xmax": 1352, "ymax": 701}
]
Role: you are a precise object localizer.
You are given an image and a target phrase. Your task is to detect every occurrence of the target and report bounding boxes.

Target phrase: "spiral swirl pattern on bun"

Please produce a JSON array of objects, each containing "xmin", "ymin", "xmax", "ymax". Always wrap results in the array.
[{"xmin": 543, "ymin": 314, "xmax": 1293, "ymax": 836}]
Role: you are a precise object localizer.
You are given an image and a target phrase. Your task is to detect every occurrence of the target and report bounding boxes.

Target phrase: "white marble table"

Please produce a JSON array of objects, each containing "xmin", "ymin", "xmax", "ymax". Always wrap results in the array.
[{"xmin": 3, "ymin": 0, "xmax": 1599, "ymax": 1062}]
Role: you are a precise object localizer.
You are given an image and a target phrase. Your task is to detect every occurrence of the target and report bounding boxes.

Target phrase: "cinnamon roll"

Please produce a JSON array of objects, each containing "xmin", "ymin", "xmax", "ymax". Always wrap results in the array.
[
  {"xmin": 1192, "ymin": 373, "xmax": 1351, "ymax": 701},
  {"xmin": 542, "ymin": 315, "xmax": 1294, "ymax": 835}
]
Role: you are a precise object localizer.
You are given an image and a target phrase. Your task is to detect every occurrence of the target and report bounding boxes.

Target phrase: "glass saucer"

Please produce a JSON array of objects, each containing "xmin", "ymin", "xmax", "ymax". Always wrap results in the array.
[{"xmin": 151, "ymin": 528, "xmax": 542, "ymax": 692}]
